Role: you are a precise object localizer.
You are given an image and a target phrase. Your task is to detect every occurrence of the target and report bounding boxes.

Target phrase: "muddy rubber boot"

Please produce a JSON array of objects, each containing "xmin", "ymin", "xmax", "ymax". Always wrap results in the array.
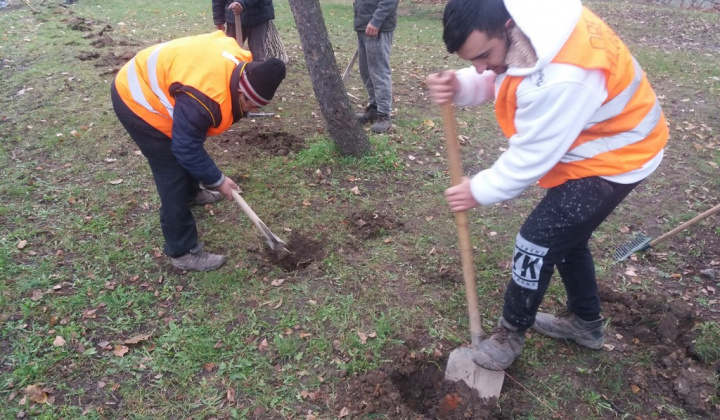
[
  {"xmin": 190, "ymin": 188, "xmax": 223, "ymax": 206},
  {"xmin": 171, "ymin": 244, "xmax": 225, "ymax": 272},
  {"xmin": 370, "ymin": 114, "xmax": 392, "ymax": 134},
  {"xmin": 356, "ymin": 105, "xmax": 378, "ymax": 124},
  {"xmin": 470, "ymin": 318, "xmax": 525, "ymax": 370},
  {"xmin": 532, "ymin": 311, "xmax": 604, "ymax": 349}
]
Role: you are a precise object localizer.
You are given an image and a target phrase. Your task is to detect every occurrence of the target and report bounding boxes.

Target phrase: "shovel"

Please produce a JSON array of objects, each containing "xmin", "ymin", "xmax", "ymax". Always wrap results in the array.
[
  {"xmin": 440, "ymin": 103, "xmax": 505, "ymax": 400},
  {"xmin": 231, "ymin": 189, "xmax": 290, "ymax": 258}
]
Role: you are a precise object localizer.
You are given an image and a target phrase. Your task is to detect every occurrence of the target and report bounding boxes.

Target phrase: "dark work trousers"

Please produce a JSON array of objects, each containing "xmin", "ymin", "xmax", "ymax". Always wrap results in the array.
[
  {"xmin": 225, "ymin": 21, "xmax": 269, "ymax": 62},
  {"xmin": 503, "ymin": 177, "xmax": 641, "ymax": 331},
  {"xmin": 111, "ymin": 83, "xmax": 200, "ymax": 258}
]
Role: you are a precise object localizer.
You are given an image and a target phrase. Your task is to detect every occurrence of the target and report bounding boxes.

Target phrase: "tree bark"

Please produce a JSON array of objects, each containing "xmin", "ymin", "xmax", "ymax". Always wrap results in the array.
[
  {"xmin": 287, "ymin": 0, "xmax": 370, "ymax": 157},
  {"xmin": 265, "ymin": 21, "xmax": 288, "ymax": 63}
]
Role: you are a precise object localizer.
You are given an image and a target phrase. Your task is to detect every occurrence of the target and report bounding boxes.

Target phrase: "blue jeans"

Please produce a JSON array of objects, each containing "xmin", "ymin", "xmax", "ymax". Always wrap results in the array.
[
  {"xmin": 502, "ymin": 177, "xmax": 641, "ymax": 330},
  {"xmin": 357, "ymin": 31, "xmax": 393, "ymax": 116},
  {"xmin": 111, "ymin": 83, "xmax": 200, "ymax": 258}
]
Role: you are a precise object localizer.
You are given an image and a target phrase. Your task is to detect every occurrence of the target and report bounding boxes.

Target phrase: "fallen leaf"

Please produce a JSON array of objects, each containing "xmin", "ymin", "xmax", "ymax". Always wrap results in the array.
[
  {"xmin": 357, "ymin": 331, "xmax": 368, "ymax": 344},
  {"xmin": 302, "ymin": 199, "xmax": 311, "ymax": 207},
  {"xmin": 113, "ymin": 345, "xmax": 129, "ymax": 357},
  {"xmin": 258, "ymin": 338, "xmax": 269, "ymax": 352},
  {"xmin": 124, "ymin": 333, "xmax": 151, "ymax": 345},
  {"xmin": 52, "ymin": 336, "xmax": 66, "ymax": 347},
  {"xmin": 425, "ymin": 216, "xmax": 433, "ymax": 221},
  {"xmin": 271, "ymin": 278, "xmax": 285, "ymax": 287},
  {"xmin": 24, "ymin": 385, "xmax": 48, "ymax": 404},
  {"xmin": 339, "ymin": 407, "xmax": 350, "ymax": 418},
  {"xmin": 109, "ymin": 179, "xmax": 123, "ymax": 185},
  {"xmin": 423, "ymin": 119, "xmax": 435, "ymax": 128},
  {"xmin": 350, "ymin": 186, "xmax": 360, "ymax": 195},
  {"xmin": 203, "ymin": 363, "xmax": 215, "ymax": 372},
  {"xmin": 30, "ymin": 290, "xmax": 43, "ymax": 301},
  {"xmin": 105, "ymin": 158, "xmax": 117, "ymax": 162},
  {"xmin": 17, "ymin": 240, "xmax": 28, "ymax": 249},
  {"xmin": 98, "ymin": 340, "xmax": 110, "ymax": 348},
  {"xmin": 630, "ymin": 384, "xmax": 641, "ymax": 394},
  {"xmin": 226, "ymin": 387, "xmax": 236, "ymax": 403}
]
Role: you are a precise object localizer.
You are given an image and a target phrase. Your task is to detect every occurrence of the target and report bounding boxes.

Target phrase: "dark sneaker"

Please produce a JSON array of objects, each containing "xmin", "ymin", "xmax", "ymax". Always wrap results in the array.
[
  {"xmin": 356, "ymin": 105, "xmax": 378, "ymax": 124},
  {"xmin": 190, "ymin": 189, "xmax": 223, "ymax": 206},
  {"xmin": 470, "ymin": 318, "xmax": 525, "ymax": 370},
  {"xmin": 171, "ymin": 244, "xmax": 225, "ymax": 272},
  {"xmin": 370, "ymin": 114, "xmax": 391, "ymax": 133},
  {"xmin": 532, "ymin": 310, "xmax": 604, "ymax": 349}
]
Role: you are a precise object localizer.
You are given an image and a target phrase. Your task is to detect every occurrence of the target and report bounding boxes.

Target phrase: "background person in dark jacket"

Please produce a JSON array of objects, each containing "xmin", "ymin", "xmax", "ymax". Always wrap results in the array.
[
  {"xmin": 212, "ymin": 0, "xmax": 274, "ymax": 62},
  {"xmin": 353, "ymin": 0, "xmax": 399, "ymax": 134}
]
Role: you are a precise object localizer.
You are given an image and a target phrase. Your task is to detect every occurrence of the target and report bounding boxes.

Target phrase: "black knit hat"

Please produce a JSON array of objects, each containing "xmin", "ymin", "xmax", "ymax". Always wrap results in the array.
[{"xmin": 238, "ymin": 58, "xmax": 286, "ymax": 107}]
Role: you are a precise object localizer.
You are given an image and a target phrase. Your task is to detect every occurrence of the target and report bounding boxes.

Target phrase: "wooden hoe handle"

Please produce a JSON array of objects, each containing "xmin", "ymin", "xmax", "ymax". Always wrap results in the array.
[{"xmin": 441, "ymin": 103, "xmax": 483, "ymax": 346}]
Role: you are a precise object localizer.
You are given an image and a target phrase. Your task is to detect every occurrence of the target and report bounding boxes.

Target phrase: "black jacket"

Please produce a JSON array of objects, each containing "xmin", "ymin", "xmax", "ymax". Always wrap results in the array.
[
  {"xmin": 353, "ymin": 0, "xmax": 398, "ymax": 33},
  {"xmin": 212, "ymin": 0, "xmax": 274, "ymax": 28}
]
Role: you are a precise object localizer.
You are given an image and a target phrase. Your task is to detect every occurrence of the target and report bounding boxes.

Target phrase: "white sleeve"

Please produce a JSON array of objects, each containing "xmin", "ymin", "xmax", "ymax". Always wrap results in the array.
[
  {"xmin": 469, "ymin": 65, "xmax": 608, "ymax": 205},
  {"xmin": 453, "ymin": 67, "xmax": 496, "ymax": 106}
]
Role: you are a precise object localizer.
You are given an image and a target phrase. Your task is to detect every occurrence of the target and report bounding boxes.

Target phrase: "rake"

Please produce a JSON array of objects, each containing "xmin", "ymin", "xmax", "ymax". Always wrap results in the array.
[{"xmin": 613, "ymin": 203, "xmax": 720, "ymax": 261}]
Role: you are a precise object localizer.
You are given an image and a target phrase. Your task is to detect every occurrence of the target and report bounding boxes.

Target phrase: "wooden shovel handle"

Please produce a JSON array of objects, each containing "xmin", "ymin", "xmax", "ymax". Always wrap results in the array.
[
  {"xmin": 234, "ymin": 12, "xmax": 244, "ymax": 48},
  {"xmin": 441, "ymin": 103, "xmax": 483, "ymax": 346}
]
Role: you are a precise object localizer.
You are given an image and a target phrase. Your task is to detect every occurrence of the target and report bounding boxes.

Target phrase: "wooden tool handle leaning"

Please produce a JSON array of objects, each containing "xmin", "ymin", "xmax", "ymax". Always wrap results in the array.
[
  {"xmin": 234, "ymin": 12, "xmax": 243, "ymax": 48},
  {"xmin": 441, "ymin": 103, "xmax": 484, "ymax": 347}
]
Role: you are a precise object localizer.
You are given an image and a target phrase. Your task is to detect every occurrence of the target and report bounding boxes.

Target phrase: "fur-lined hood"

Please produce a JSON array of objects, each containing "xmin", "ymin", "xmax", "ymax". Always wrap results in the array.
[{"xmin": 503, "ymin": 0, "xmax": 583, "ymax": 76}]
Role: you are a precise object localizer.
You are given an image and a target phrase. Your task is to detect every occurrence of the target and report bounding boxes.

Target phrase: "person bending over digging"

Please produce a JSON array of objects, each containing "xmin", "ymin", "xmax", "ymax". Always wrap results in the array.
[
  {"xmin": 426, "ymin": 0, "xmax": 668, "ymax": 370},
  {"xmin": 111, "ymin": 31, "xmax": 286, "ymax": 272}
]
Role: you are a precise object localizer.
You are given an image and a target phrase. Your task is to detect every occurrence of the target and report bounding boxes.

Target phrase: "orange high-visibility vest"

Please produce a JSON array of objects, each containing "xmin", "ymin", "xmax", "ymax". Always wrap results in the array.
[
  {"xmin": 115, "ymin": 31, "xmax": 252, "ymax": 138},
  {"xmin": 495, "ymin": 7, "xmax": 668, "ymax": 188}
]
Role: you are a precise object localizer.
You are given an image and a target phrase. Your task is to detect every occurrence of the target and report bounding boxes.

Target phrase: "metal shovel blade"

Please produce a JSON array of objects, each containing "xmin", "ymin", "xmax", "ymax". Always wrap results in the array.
[{"xmin": 445, "ymin": 347, "xmax": 504, "ymax": 400}]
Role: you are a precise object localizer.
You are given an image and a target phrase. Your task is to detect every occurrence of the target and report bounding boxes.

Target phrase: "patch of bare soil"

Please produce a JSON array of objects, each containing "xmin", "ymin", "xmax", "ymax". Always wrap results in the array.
[
  {"xmin": 264, "ymin": 233, "xmax": 325, "ymax": 271},
  {"xmin": 226, "ymin": 129, "xmax": 305, "ymax": 156},
  {"xmin": 334, "ymin": 343, "xmax": 497, "ymax": 419},
  {"xmin": 348, "ymin": 210, "xmax": 403, "ymax": 239},
  {"xmin": 600, "ymin": 284, "xmax": 718, "ymax": 416}
]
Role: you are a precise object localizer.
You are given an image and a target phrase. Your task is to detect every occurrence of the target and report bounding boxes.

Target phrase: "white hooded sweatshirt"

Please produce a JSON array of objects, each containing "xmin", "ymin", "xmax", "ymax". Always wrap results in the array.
[{"xmin": 454, "ymin": 0, "xmax": 663, "ymax": 206}]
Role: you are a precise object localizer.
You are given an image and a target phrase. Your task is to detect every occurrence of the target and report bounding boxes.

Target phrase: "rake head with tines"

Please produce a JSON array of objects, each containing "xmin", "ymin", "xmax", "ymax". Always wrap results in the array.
[{"xmin": 613, "ymin": 233, "xmax": 652, "ymax": 262}]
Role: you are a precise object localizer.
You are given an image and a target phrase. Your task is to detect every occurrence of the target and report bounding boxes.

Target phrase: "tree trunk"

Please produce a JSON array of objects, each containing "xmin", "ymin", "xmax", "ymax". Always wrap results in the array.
[
  {"xmin": 287, "ymin": 0, "xmax": 370, "ymax": 157},
  {"xmin": 265, "ymin": 21, "xmax": 288, "ymax": 63}
]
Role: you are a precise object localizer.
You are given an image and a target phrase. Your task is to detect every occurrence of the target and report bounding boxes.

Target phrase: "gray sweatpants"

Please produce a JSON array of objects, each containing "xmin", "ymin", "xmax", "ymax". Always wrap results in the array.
[{"xmin": 357, "ymin": 31, "xmax": 393, "ymax": 116}]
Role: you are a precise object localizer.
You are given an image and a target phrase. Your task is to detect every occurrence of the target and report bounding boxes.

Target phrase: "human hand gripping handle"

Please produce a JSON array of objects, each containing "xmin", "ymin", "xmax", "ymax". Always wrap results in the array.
[
  {"xmin": 216, "ymin": 176, "xmax": 240, "ymax": 201},
  {"xmin": 426, "ymin": 70, "xmax": 460, "ymax": 105}
]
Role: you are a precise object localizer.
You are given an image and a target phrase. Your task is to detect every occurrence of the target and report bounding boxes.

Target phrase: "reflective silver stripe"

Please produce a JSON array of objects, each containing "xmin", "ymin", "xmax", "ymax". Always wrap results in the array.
[
  {"xmin": 560, "ymin": 99, "xmax": 662, "ymax": 163},
  {"xmin": 222, "ymin": 51, "xmax": 240, "ymax": 65},
  {"xmin": 586, "ymin": 56, "xmax": 644, "ymax": 127},
  {"xmin": 126, "ymin": 58, "xmax": 158, "ymax": 115},
  {"xmin": 146, "ymin": 43, "xmax": 174, "ymax": 118}
]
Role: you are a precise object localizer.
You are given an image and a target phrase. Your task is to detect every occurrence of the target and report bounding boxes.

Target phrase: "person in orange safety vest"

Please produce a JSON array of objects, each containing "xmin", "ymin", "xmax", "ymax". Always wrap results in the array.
[
  {"xmin": 111, "ymin": 31, "xmax": 286, "ymax": 272},
  {"xmin": 426, "ymin": 0, "xmax": 668, "ymax": 370}
]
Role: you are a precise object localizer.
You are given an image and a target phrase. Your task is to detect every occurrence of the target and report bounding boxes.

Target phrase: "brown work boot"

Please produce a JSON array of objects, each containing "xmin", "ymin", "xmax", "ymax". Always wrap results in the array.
[
  {"xmin": 356, "ymin": 104, "xmax": 378, "ymax": 124},
  {"xmin": 171, "ymin": 244, "xmax": 225, "ymax": 272},
  {"xmin": 470, "ymin": 318, "xmax": 525, "ymax": 370},
  {"xmin": 370, "ymin": 114, "xmax": 392, "ymax": 133},
  {"xmin": 190, "ymin": 188, "xmax": 223, "ymax": 206},
  {"xmin": 532, "ymin": 310, "xmax": 605, "ymax": 349}
]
